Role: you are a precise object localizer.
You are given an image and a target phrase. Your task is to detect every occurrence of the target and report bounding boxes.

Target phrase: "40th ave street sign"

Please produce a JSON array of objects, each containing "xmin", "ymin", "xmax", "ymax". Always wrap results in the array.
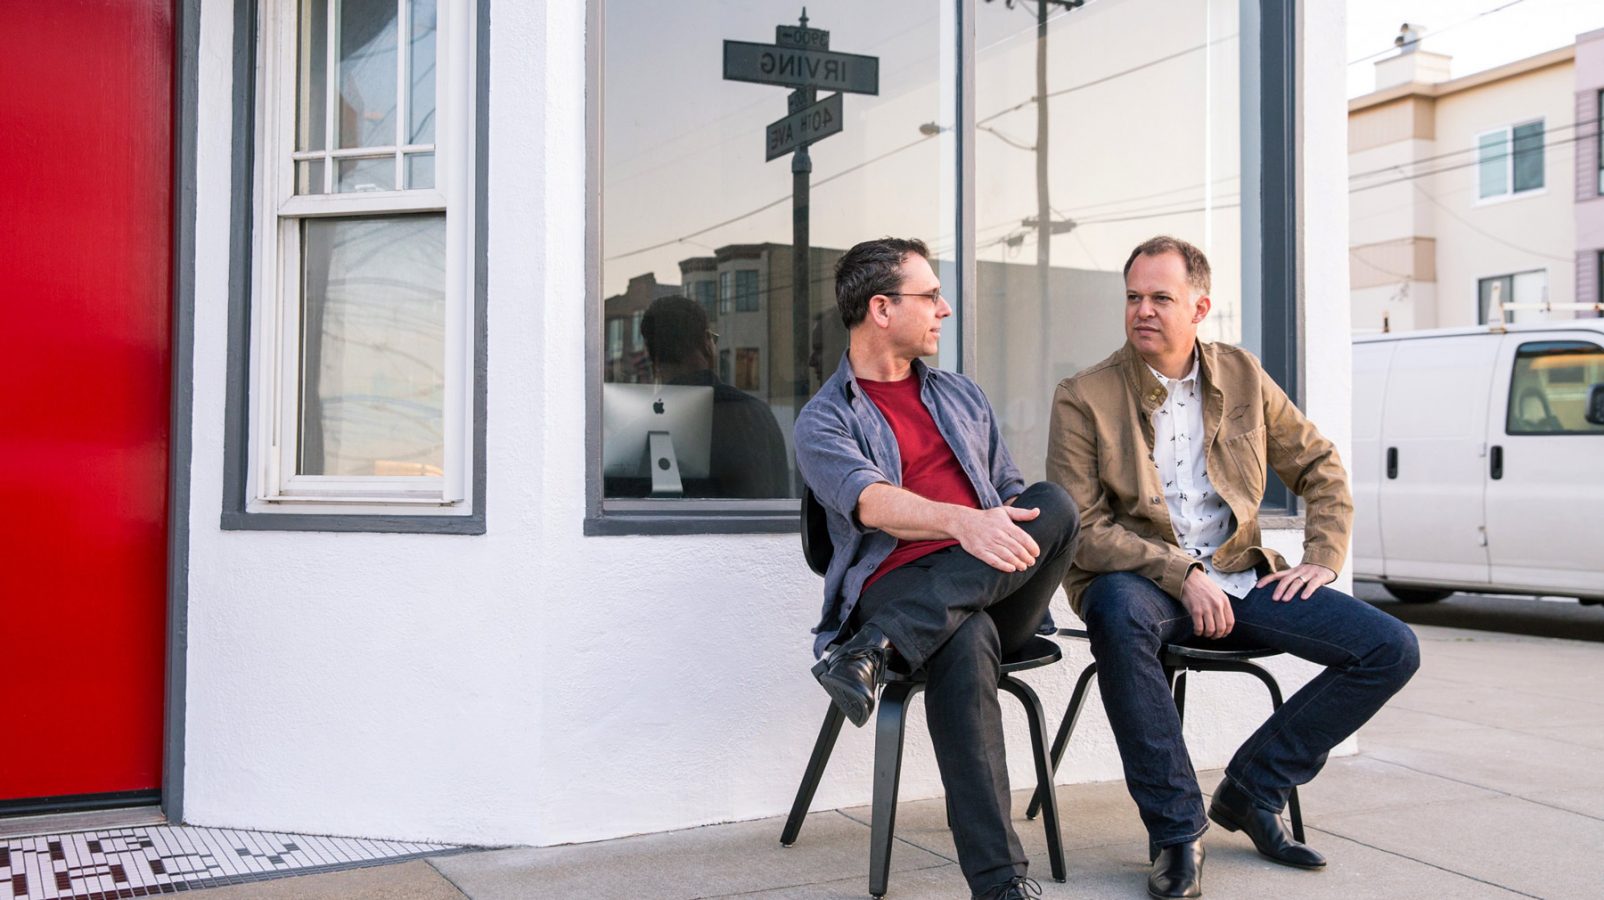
[
  {"xmin": 766, "ymin": 92, "xmax": 843, "ymax": 161},
  {"xmin": 722, "ymin": 40, "xmax": 879, "ymax": 95}
]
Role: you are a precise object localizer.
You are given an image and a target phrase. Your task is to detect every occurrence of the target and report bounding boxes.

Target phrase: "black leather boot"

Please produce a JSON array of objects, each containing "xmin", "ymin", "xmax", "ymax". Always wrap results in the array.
[
  {"xmin": 812, "ymin": 624, "xmax": 891, "ymax": 727},
  {"xmin": 1208, "ymin": 778, "xmax": 1325, "ymax": 869},
  {"xmin": 1147, "ymin": 840, "xmax": 1204, "ymax": 898}
]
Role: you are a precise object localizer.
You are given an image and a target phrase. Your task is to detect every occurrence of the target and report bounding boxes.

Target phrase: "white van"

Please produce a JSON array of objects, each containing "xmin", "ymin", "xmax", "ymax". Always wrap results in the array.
[{"xmin": 1352, "ymin": 321, "xmax": 1604, "ymax": 605}]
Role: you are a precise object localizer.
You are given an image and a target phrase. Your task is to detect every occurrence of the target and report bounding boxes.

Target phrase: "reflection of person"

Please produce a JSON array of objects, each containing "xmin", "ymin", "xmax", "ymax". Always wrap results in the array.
[
  {"xmin": 1046, "ymin": 236, "xmax": 1420, "ymax": 899},
  {"xmin": 639, "ymin": 295, "xmax": 789, "ymax": 498},
  {"xmin": 795, "ymin": 238, "xmax": 1079, "ymax": 900}
]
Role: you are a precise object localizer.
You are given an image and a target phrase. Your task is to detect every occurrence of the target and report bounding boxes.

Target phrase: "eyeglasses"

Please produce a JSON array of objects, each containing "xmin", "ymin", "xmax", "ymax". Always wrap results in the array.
[
  {"xmin": 883, "ymin": 290, "xmax": 946, "ymax": 304},
  {"xmin": 707, "ymin": 330, "xmax": 721, "ymax": 343}
]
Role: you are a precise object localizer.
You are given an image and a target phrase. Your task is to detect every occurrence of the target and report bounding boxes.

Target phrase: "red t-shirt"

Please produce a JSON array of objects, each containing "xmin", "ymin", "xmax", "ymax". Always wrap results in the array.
[{"xmin": 858, "ymin": 373, "xmax": 981, "ymax": 590}]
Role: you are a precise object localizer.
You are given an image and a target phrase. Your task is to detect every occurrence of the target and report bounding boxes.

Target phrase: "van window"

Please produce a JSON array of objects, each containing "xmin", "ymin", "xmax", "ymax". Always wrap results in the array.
[{"xmin": 1506, "ymin": 341, "xmax": 1604, "ymax": 435}]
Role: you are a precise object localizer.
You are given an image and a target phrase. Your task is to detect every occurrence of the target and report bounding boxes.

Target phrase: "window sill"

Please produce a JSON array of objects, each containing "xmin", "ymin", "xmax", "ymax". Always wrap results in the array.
[
  {"xmin": 1473, "ymin": 187, "xmax": 1547, "ymax": 207},
  {"xmin": 1259, "ymin": 514, "xmax": 1305, "ymax": 531},
  {"xmin": 584, "ymin": 509, "xmax": 799, "ymax": 536},
  {"xmin": 221, "ymin": 509, "xmax": 485, "ymax": 534}
]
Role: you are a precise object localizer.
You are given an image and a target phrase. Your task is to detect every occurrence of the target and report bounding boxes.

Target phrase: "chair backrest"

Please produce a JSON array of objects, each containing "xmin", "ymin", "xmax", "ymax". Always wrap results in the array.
[{"xmin": 800, "ymin": 486, "xmax": 834, "ymax": 576}]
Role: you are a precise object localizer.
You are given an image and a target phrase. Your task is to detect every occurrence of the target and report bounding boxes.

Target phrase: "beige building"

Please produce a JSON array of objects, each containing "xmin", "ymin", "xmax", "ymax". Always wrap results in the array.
[{"xmin": 1349, "ymin": 36, "xmax": 1580, "ymax": 332}]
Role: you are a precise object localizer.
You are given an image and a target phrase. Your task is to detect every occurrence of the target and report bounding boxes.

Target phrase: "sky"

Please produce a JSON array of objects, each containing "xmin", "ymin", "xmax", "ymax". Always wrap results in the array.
[{"xmin": 1347, "ymin": 0, "xmax": 1604, "ymax": 98}]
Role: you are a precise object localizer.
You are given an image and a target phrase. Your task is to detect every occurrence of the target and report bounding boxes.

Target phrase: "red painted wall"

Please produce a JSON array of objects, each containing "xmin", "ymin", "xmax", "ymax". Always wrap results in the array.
[{"xmin": 0, "ymin": 0, "xmax": 173, "ymax": 803}]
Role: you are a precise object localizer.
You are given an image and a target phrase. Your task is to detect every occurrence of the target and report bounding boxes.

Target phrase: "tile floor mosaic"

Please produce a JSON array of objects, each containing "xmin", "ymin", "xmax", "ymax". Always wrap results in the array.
[{"xmin": 0, "ymin": 824, "xmax": 461, "ymax": 898}]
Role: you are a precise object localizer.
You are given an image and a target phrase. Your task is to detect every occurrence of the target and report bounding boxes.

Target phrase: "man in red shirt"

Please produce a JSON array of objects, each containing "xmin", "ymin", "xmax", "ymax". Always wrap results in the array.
[{"xmin": 795, "ymin": 238, "xmax": 1080, "ymax": 900}]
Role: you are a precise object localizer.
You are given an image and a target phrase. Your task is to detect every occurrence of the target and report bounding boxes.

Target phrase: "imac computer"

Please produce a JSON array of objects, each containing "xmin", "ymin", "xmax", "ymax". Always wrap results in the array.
[{"xmin": 602, "ymin": 383, "xmax": 714, "ymax": 497}]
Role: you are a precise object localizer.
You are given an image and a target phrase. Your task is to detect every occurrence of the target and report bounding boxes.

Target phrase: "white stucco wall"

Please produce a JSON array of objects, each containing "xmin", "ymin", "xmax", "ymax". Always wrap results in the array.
[{"xmin": 180, "ymin": 0, "xmax": 1353, "ymax": 848}]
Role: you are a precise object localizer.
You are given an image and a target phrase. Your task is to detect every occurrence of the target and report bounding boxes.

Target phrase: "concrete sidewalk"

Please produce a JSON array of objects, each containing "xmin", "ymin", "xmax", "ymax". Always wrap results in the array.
[{"xmin": 206, "ymin": 623, "xmax": 1604, "ymax": 899}]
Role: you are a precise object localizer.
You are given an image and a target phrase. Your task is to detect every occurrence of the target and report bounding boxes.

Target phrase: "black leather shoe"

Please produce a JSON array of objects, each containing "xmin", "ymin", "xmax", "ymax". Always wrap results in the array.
[
  {"xmin": 1147, "ymin": 840, "xmax": 1203, "ymax": 899},
  {"xmin": 1207, "ymin": 779, "xmax": 1325, "ymax": 869},
  {"xmin": 973, "ymin": 875, "xmax": 1042, "ymax": 900},
  {"xmin": 812, "ymin": 625, "xmax": 890, "ymax": 727}
]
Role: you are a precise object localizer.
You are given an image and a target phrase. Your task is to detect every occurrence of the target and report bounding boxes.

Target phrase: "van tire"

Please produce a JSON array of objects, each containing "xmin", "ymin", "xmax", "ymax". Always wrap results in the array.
[{"xmin": 1385, "ymin": 585, "xmax": 1453, "ymax": 604}]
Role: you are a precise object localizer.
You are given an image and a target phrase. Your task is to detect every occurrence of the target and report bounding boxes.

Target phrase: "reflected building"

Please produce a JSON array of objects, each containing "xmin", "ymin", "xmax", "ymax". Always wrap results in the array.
[
  {"xmin": 612, "ymin": 240, "xmax": 1126, "ymax": 489},
  {"xmin": 603, "ymin": 272, "xmax": 681, "ymax": 384},
  {"xmin": 676, "ymin": 243, "xmax": 849, "ymax": 402}
]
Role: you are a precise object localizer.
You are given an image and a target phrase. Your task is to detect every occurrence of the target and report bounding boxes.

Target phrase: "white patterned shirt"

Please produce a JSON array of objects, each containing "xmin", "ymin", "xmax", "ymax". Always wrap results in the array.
[{"xmin": 1147, "ymin": 353, "xmax": 1259, "ymax": 599}]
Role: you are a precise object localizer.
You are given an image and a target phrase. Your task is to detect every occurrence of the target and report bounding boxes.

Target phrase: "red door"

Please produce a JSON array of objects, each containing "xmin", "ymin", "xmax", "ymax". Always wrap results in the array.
[{"xmin": 0, "ymin": 1, "xmax": 173, "ymax": 810}]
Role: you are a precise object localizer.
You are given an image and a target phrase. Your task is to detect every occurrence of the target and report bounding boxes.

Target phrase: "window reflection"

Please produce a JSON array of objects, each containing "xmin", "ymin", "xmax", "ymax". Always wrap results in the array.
[
  {"xmin": 299, "ymin": 215, "xmax": 446, "ymax": 477},
  {"xmin": 975, "ymin": 0, "xmax": 1243, "ymax": 483},
  {"xmin": 602, "ymin": 1, "xmax": 955, "ymax": 500}
]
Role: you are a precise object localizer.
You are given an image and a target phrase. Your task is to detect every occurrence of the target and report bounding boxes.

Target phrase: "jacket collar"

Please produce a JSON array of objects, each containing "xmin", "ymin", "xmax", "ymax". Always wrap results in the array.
[
  {"xmin": 833, "ymin": 350, "xmax": 934, "ymax": 403},
  {"xmin": 1122, "ymin": 341, "xmax": 1228, "ymax": 448}
]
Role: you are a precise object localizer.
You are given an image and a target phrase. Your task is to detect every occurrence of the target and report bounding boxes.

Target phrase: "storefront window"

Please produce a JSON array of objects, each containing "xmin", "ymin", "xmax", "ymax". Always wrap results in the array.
[
  {"xmin": 974, "ymin": 0, "xmax": 1243, "ymax": 483},
  {"xmin": 600, "ymin": 0, "xmax": 958, "ymax": 502},
  {"xmin": 591, "ymin": 0, "xmax": 1286, "ymax": 529}
]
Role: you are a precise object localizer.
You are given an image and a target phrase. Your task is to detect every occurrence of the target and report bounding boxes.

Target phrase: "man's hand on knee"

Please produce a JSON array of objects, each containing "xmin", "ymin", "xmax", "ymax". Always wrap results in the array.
[
  {"xmin": 952, "ymin": 505, "xmax": 1041, "ymax": 573},
  {"xmin": 1256, "ymin": 563, "xmax": 1336, "ymax": 602},
  {"xmin": 1181, "ymin": 568, "xmax": 1234, "ymax": 639}
]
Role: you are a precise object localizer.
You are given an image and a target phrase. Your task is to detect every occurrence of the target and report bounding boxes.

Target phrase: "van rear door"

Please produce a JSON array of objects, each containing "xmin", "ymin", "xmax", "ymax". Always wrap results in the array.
[
  {"xmin": 1351, "ymin": 340, "xmax": 1394, "ymax": 577},
  {"xmin": 1484, "ymin": 331, "xmax": 1604, "ymax": 597},
  {"xmin": 1376, "ymin": 333, "xmax": 1501, "ymax": 587}
]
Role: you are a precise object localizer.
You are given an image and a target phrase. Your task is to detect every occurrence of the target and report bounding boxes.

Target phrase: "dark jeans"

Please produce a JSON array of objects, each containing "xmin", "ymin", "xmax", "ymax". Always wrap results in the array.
[
  {"xmin": 856, "ymin": 481, "xmax": 1080, "ymax": 894},
  {"xmin": 1081, "ymin": 571, "xmax": 1420, "ymax": 849}
]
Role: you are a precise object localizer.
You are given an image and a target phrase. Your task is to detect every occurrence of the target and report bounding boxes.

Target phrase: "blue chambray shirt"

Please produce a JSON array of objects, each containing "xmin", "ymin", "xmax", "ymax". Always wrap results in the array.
[{"xmin": 794, "ymin": 353, "xmax": 1026, "ymax": 658}]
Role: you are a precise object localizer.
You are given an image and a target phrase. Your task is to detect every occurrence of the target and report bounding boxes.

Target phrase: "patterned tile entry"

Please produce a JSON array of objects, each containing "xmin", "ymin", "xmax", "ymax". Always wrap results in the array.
[{"xmin": 0, "ymin": 824, "xmax": 461, "ymax": 898}]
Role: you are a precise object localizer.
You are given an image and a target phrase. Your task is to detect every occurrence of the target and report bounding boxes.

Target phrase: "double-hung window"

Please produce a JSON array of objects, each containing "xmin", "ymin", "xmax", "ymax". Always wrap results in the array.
[
  {"xmin": 1477, "ymin": 119, "xmax": 1544, "ymax": 201},
  {"xmin": 245, "ymin": 0, "xmax": 477, "ymax": 518}
]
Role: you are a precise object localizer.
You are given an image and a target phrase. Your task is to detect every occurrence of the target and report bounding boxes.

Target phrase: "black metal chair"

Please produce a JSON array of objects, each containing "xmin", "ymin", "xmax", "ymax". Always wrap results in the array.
[
  {"xmin": 1024, "ymin": 628, "xmax": 1305, "ymax": 843},
  {"xmin": 780, "ymin": 487, "xmax": 1068, "ymax": 898}
]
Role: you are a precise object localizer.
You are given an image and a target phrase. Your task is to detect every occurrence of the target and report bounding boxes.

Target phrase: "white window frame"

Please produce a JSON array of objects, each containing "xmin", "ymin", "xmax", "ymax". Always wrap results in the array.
[
  {"xmin": 248, "ymin": 0, "xmax": 476, "ymax": 515},
  {"xmin": 1475, "ymin": 117, "xmax": 1545, "ymax": 203}
]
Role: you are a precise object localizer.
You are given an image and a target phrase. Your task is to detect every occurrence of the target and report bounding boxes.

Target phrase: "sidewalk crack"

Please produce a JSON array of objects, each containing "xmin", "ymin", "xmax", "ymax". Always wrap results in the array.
[
  {"xmin": 834, "ymin": 808, "xmax": 961, "ymax": 865},
  {"xmin": 1365, "ymin": 755, "xmax": 1604, "ymax": 824},
  {"xmin": 1307, "ymin": 824, "xmax": 1542, "ymax": 898}
]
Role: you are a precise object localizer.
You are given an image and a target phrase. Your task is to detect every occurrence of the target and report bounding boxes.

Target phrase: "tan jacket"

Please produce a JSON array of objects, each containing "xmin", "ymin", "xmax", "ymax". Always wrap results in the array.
[{"xmin": 1047, "ymin": 341, "xmax": 1353, "ymax": 616}]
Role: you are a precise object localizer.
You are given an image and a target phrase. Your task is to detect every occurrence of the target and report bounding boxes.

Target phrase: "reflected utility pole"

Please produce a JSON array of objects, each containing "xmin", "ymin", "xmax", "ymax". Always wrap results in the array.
[{"xmin": 986, "ymin": 0, "xmax": 1082, "ymax": 318}]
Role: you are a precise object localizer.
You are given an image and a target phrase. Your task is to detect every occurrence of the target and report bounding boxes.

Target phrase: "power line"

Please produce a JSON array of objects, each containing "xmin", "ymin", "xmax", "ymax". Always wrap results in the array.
[
  {"xmin": 977, "ymin": 35, "xmax": 1232, "ymax": 127},
  {"xmin": 604, "ymin": 135, "xmax": 934, "ymax": 261},
  {"xmin": 1349, "ymin": 115, "xmax": 1596, "ymax": 183},
  {"xmin": 1349, "ymin": 128, "xmax": 1591, "ymax": 194},
  {"xmin": 1408, "ymin": 180, "xmax": 1575, "ymax": 263},
  {"xmin": 1345, "ymin": 0, "xmax": 1530, "ymax": 68}
]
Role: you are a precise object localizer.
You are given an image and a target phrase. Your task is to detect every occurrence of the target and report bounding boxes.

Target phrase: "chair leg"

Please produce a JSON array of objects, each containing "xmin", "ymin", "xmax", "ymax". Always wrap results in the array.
[
  {"xmin": 869, "ymin": 683, "xmax": 917, "ymax": 900},
  {"xmin": 1173, "ymin": 670, "xmax": 1188, "ymax": 729},
  {"xmin": 780, "ymin": 702, "xmax": 847, "ymax": 846},
  {"xmin": 1001, "ymin": 675, "xmax": 1067, "ymax": 884},
  {"xmin": 1026, "ymin": 662, "xmax": 1098, "ymax": 820},
  {"xmin": 1223, "ymin": 660, "xmax": 1306, "ymax": 842}
]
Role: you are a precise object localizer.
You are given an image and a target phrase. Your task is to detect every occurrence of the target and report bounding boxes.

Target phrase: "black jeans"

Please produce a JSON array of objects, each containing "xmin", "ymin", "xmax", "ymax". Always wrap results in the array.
[
  {"xmin": 855, "ymin": 481, "xmax": 1080, "ymax": 895},
  {"xmin": 1081, "ymin": 571, "xmax": 1421, "ymax": 849}
]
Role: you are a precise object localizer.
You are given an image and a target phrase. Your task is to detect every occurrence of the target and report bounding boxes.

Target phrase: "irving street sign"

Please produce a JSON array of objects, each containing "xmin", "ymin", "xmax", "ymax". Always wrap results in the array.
[
  {"xmin": 765, "ymin": 92, "xmax": 843, "ymax": 161},
  {"xmin": 722, "ymin": 41, "xmax": 879, "ymax": 95}
]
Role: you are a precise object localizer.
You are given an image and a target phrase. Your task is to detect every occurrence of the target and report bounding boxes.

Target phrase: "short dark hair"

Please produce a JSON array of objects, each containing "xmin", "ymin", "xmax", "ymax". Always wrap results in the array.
[
  {"xmin": 639, "ymin": 295, "xmax": 709, "ymax": 366},
  {"xmin": 834, "ymin": 237, "xmax": 930, "ymax": 328},
  {"xmin": 1123, "ymin": 235, "xmax": 1211, "ymax": 296}
]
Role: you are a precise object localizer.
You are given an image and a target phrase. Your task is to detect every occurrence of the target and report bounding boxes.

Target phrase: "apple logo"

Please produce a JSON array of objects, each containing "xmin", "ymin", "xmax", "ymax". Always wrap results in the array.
[{"xmin": 652, "ymin": 398, "xmax": 665, "ymax": 414}]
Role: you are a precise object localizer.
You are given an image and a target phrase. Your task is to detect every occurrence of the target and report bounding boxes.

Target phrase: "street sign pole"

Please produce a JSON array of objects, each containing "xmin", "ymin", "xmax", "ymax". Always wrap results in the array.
[
  {"xmin": 721, "ymin": 9, "xmax": 879, "ymax": 492},
  {"xmin": 792, "ymin": 136, "xmax": 811, "ymax": 473}
]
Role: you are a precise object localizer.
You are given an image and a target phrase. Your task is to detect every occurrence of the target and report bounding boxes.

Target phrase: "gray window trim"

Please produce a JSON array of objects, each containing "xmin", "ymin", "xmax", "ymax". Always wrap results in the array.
[
  {"xmin": 585, "ymin": 0, "xmax": 1302, "ymax": 534},
  {"xmin": 1256, "ymin": 0, "xmax": 1298, "ymax": 517},
  {"xmin": 165, "ymin": 0, "xmax": 203, "ymax": 825},
  {"xmin": 219, "ymin": 0, "xmax": 490, "ymax": 535}
]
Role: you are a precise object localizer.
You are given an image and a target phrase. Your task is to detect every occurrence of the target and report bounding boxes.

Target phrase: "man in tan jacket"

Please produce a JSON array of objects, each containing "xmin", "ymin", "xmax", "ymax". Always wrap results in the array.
[{"xmin": 1047, "ymin": 236, "xmax": 1419, "ymax": 899}]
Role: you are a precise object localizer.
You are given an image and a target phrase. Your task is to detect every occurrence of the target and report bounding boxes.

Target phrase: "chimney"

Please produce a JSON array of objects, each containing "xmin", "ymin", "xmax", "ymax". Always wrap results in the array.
[{"xmin": 1374, "ymin": 23, "xmax": 1452, "ymax": 90}]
